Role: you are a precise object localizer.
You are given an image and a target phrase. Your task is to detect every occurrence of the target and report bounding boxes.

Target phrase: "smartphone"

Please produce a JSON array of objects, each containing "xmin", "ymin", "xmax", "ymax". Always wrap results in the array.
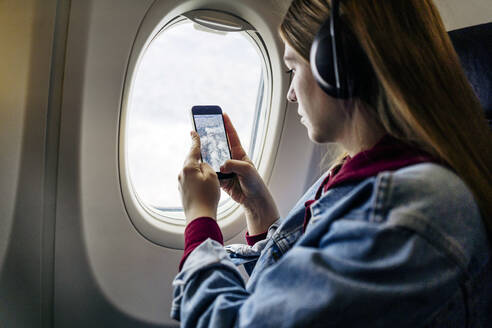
[{"xmin": 191, "ymin": 105, "xmax": 235, "ymax": 180}]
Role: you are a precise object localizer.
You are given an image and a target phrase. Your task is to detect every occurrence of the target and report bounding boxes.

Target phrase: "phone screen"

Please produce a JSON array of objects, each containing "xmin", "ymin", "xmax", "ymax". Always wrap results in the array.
[{"xmin": 193, "ymin": 114, "xmax": 231, "ymax": 172}]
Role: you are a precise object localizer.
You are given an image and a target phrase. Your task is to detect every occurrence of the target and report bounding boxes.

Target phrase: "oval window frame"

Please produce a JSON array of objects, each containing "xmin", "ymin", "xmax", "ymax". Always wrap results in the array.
[{"xmin": 119, "ymin": 6, "xmax": 283, "ymax": 249}]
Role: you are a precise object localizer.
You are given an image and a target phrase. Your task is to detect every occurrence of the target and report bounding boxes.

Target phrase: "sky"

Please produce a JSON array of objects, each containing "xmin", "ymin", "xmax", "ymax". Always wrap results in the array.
[{"xmin": 126, "ymin": 20, "xmax": 263, "ymax": 210}]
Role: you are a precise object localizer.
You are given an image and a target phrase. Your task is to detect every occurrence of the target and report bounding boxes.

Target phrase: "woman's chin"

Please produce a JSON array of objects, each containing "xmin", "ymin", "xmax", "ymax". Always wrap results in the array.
[
  {"xmin": 307, "ymin": 128, "xmax": 333, "ymax": 144},
  {"xmin": 307, "ymin": 130, "xmax": 324, "ymax": 144}
]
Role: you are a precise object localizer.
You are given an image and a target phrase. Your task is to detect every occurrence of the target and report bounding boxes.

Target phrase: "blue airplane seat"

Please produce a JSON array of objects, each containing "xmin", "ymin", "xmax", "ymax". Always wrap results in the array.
[
  {"xmin": 448, "ymin": 22, "xmax": 492, "ymax": 128},
  {"xmin": 448, "ymin": 23, "xmax": 492, "ymax": 326}
]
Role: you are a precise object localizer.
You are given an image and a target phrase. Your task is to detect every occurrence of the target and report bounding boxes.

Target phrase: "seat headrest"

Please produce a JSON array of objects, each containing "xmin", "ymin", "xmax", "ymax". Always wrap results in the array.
[{"xmin": 448, "ymin": 23, "xmax": 492, "ymax": 126}]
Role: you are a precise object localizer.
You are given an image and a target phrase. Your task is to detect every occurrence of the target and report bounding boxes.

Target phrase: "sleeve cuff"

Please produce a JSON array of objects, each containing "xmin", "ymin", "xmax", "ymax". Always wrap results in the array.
[
  {"xmin": 179, "ymin": 217, "xmax": 224, "ymax": 272},
  {"xmin": 245, "ymin": 230, "xmax": 268, "ymax": 246}
]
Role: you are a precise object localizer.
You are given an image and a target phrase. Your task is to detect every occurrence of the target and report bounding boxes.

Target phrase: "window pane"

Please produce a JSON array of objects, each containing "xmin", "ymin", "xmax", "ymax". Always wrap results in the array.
[{"xmin": 127, "ymin": 19, "xmax": 264, "ymax": 213}]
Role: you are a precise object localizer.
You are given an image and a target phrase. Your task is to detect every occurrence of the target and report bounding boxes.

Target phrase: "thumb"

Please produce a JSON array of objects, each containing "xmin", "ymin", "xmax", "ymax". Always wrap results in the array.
[{"xmin": 220, "ymin": 159, "xmax": 255, "ymax": 177}]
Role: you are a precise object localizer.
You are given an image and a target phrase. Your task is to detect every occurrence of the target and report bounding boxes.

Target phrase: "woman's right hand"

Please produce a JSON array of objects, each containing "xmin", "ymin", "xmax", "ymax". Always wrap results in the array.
[{"xmin": 220, "ymin": 113, "xmax": 280, "ymax": 235}]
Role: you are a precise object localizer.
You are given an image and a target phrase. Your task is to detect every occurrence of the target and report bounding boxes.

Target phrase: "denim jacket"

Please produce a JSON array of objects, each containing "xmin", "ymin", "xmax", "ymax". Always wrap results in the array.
[{"xmin": 171, "ymin": 163, "xmax": 492, "ymax": 327}]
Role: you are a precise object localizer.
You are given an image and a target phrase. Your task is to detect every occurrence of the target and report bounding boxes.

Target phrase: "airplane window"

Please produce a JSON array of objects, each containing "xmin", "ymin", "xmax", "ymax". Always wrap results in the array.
[{"xmin": 125, "ymin": 16, "xmax": 268, "ymax": 221}]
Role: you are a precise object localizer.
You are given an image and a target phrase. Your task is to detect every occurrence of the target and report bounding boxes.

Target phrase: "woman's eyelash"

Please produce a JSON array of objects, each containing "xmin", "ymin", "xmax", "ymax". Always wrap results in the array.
[{"xmin": 285, "ymin": 69, "xmax": 294, "ymax": 74}]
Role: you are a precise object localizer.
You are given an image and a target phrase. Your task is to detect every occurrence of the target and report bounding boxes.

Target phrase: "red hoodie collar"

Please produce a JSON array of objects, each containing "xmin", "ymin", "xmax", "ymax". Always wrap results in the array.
[{"xmin": 315, "ymin": 134, "xmax": 443, "ymax": 199}]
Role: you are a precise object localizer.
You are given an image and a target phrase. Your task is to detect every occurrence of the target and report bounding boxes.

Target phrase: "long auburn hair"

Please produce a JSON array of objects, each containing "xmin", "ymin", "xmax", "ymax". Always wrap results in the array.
[{"xmin": 279, "ymin": 0, "xmax": 492, "ymax": 237}]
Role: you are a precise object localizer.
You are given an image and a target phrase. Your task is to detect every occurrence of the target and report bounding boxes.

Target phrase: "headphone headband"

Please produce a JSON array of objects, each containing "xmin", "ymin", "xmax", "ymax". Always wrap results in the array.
[{"xmin": 331, "ymin": 0, "xmax": 343, "ymax": 91}]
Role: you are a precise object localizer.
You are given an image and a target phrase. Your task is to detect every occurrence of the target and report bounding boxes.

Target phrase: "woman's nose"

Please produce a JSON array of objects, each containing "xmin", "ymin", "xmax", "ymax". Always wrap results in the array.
[{"xmin": 287, "ymin": 86, "xmax": 297, "ymax": 103}]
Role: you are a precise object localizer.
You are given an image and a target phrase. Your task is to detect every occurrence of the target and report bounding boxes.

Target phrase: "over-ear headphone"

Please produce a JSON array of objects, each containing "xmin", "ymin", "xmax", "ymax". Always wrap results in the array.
[
  {"xmin": 310, "ymin": 0, "xmax": 347, "ymax": 98},
  {"xmin": 310, "ymin": 0, "xmax": 370, "ymax": 99}
]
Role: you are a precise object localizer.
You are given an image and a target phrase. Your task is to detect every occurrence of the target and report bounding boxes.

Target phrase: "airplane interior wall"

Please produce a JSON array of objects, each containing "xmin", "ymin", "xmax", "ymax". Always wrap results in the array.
[
  {"xmin": 0, "ymin": 0, "xmax": 58, "ymax": 326},
  {"xmin": 0, "ymin": 0, "xmax": 490, "ymax": 327}
]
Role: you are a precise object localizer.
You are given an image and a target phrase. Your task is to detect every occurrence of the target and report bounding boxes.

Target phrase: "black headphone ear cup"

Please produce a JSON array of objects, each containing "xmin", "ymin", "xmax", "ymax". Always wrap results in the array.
[
  {"xmin": 310, "ymin": 20, "xmax": 338, "ymax": 98},
  {"xmin": 311, "ymin": 16, "xmax": 373, "ymax": 100},
  {"xmin": 311, "ymin": 19, "xmax": 339, "ymax": 98}
]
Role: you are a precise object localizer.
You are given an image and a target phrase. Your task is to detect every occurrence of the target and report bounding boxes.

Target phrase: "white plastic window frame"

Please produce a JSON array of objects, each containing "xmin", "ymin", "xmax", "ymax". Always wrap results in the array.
[{"xmin": 119, "ymin": 5, "xmax": 282, "ymax": 249}]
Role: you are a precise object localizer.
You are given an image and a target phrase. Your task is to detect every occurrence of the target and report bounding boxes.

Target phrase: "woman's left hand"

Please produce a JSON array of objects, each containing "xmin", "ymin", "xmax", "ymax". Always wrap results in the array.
[{"xmin": 178, "ymin": 131, "xmax": 221, "ymax": 225}]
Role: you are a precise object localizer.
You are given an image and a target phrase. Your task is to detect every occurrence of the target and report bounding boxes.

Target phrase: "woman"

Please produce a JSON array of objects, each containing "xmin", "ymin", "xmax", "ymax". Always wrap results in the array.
[{"xmin": 172, "ymin": 0, "xmax": 492, "ymax": 326}]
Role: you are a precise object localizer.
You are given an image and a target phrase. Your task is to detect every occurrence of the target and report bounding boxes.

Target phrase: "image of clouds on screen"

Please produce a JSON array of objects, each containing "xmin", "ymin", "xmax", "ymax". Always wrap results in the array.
[{"xmin": 195, "ymin": 115, "xmax": 230, "ymax": 172}]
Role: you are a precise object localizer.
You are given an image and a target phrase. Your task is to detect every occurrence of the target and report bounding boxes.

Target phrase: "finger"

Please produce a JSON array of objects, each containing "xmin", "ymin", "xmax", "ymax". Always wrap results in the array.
[
  {"xmin": 223, "ymin": 113, "xmax": 247, "ymax": 160},
  {"xmin": 220, "ymin": 159, "xmax": 254, "ymax": 177},
  {"xmin": 185, "ymin": 131, "xmax": 202, "ymax": 165},
  {"xmin": 219, "ymin": 178, "xmax": 233, "ymax": 189}
]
